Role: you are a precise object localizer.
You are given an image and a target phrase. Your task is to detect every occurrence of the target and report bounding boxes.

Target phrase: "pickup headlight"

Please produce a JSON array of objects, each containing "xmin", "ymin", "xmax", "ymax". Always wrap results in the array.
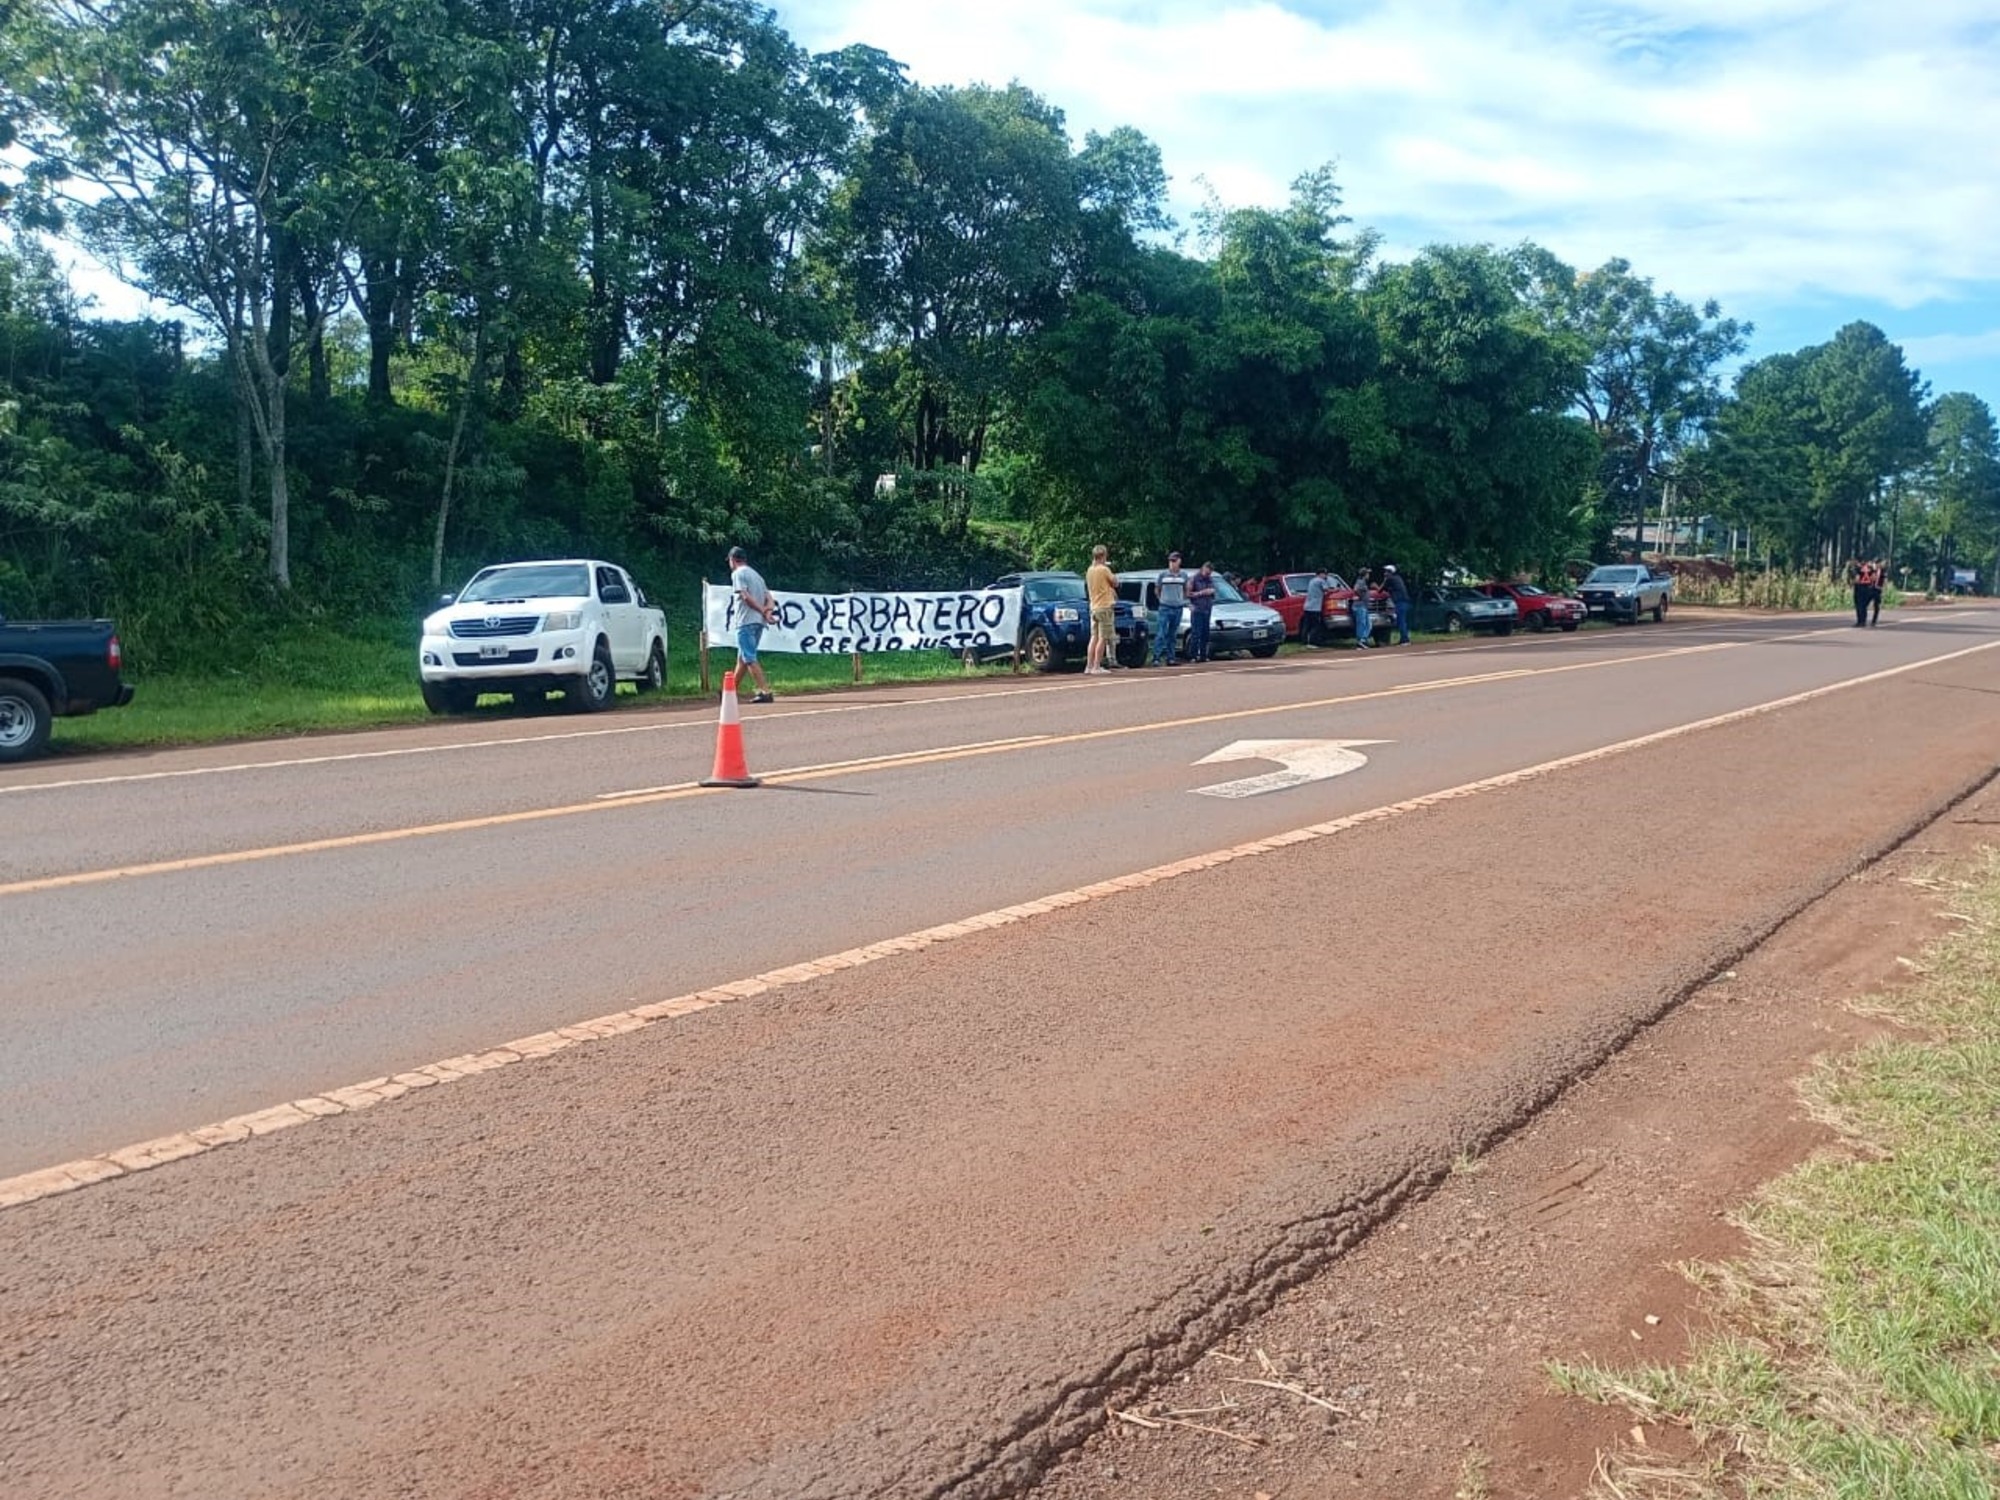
[
  {"xmin": 542, "ymin": 610, "xmax": 583, "ymax": 631},
  {"xmin": 1614, "ymin": 587, "xmax": 1632, "ymax": 598},
  {"xmin": 1053, "ymin": 606, "xmax": 1080, "ymax": 623}
]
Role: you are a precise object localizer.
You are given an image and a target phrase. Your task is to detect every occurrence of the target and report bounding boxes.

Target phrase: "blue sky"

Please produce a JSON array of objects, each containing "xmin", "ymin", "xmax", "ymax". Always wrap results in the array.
[{"xmin": 779, "ymin": 0, "xmax": 2000, "ymax": 413}]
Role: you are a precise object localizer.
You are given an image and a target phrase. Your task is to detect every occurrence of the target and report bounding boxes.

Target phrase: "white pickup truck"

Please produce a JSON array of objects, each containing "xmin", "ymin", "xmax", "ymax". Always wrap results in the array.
[
  {"xmin": 1577, "ymin": 564, "xmax": 1673, "ymax": 624},
  {"xmin": 419, "ymin": 558, "xmax": 668, "ymax": 714}
]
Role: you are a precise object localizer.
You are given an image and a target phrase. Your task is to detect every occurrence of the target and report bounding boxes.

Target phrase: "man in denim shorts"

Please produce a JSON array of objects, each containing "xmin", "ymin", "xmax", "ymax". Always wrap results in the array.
[{"xmin": 728, "ymin": 545, "xmax": 776, "ymax": 703}]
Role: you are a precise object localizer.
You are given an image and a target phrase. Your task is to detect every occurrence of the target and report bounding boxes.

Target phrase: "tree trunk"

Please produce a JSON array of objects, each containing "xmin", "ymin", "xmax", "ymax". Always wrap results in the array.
[
  {"xmin": 432, "ymin": 321, "xmax": 487, "ymax": 589},
  {"xmin": 268, "ymin": 377, "xmax": 291, "ymax": 589},
  {"xmin": 236, "ymin": 388, "xmax": 255, "ymax": 516}
]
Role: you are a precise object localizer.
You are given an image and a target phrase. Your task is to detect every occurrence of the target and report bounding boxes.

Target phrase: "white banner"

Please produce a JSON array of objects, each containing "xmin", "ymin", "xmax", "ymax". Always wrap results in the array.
[{"xmin": 702, "ymin": 584, "xmax": 1024, "ymax": 655}]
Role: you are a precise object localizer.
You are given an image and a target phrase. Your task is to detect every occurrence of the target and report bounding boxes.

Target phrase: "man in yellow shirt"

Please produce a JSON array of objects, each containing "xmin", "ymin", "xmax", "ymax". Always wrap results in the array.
[{"xmin": 1085, "ymin": 544, "xmax": 1120, "ymax": 674}]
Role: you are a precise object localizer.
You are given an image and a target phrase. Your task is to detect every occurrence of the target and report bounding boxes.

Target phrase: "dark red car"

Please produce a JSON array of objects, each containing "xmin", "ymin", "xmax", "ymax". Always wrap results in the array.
[
  {"xmin": 1243, "ymin": 572, "xmax": 1393, "ymax": 644},
  {"xmin": 1478, "ymin": 582, "xmax": 1585, "ymax": 633}
]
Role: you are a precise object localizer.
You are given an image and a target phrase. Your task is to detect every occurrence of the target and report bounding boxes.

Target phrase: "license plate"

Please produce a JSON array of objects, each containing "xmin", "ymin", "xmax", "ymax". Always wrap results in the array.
[
  {"xmin": 1251, "ymin": 628, "xmax": 1268, "ymax": 638},
  {"xmin": 479, "ymin": 642, "xmax": 510, "ymax": 659}
]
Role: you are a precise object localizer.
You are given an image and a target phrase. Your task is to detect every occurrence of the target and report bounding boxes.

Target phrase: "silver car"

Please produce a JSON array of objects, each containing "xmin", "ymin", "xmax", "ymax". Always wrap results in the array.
[{"xmin": 1115, "ymin": 571, "xmax": 1286, "ymax": 660}]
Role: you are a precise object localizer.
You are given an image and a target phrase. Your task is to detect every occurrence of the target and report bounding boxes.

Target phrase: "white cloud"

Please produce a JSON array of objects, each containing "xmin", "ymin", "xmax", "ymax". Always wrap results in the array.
[
  {"xmin": 781, "ymin": 0, "xmax": 2000, "ymax": 313},
  {"xmin": 1897, "ymin": 327, "xmax": 2000, "ymax": 370}
]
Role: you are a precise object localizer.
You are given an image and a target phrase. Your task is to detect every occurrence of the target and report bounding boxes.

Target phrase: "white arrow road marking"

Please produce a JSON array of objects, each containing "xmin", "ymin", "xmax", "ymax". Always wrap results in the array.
[{"xmin": 1193, "ymin": 738, "xmax": 1391, "ymax": 798}]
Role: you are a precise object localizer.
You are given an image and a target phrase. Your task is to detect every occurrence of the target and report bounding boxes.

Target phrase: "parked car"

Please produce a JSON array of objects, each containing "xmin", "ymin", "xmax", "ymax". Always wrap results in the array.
[
  {"xmin": 1116, "ymin": 571, "xmax": 1286, "ymax": 660},
  {"xmin": 0, "ymin": 611, "xmax": 134, "ymax": 762},
  {"xmin": 1479, "ymin": 582, "xmax": 1585, "ymax": 632},
  {"xmin": 962, "ymin": 571, "xmax": 1143, "ymax": 672},
  {"xmin": 1577, "ymin": 564, "xmax": 1672, "ymax": 623},
  {"xmin": 1409, "ymin": 585, "xmax": 1519, "ymax": 636},
  {"xmin": 1242, "ymin": 572, "xmax": 1393, "ymax": 644},
  {"xmin": 419, "ymin": 558, "xmax": 668, "ymax": 713}
]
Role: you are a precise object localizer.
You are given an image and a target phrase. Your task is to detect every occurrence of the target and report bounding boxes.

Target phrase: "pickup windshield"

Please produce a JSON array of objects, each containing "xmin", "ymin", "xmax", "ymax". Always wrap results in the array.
[
  {"xmin": 1023, "ymin": 577, "xmax": 1086, "ymax": 604},
  {"xmin": 1584, "ymin": 567, "xmax": 1645, "ymax": 585},
  {"xmin": 460, "ymin": 563, "xmax": 591, "ymax": 602}
]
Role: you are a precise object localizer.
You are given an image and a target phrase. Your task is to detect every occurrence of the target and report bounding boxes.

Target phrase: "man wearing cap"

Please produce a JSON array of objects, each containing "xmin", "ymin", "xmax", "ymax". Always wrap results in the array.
[
  {"xmin": 1152, "ymin": 551, "xmax": 1188, "ymax": 666},
  {"xmin": 1382, "ymin": 564, "xmax": 1411, "ymax": 645},
  {"xmin": 726, "ymin": 545, "xmax": 776, "ymax": 703},
  {"xmin": 1186, "ymin": 561, "xmax": 1218, "ymax": 662},
  {"xmin": 1302, "ymin": 567, "xmax": 1331, "ymax": 647}
]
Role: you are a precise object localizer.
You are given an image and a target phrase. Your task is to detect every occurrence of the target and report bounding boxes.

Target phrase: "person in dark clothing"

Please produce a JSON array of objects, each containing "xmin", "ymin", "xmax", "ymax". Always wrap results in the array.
[
  {"xmin": 1851, "ymin": 559, "xmax": 1878, "ymax": 627},
  {"xmin": 1868, "ymin": 560, "xmax": 1886, "ymax": 625},
  {"xmin": 1187, "ymin": 562, "xmax": 1218, "ymax": 661},
  {"xmin": 1382, "ymin": 564, "xmax": 1411, "ymax": 644}
]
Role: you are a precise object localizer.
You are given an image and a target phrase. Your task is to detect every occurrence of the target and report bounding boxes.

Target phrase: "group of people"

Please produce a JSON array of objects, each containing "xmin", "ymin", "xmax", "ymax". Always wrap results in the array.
[
  {"xmin": 1081, "ymin": 544, "xmax": 1199, "ymax": 672},
  {"xmin": 1849, "ymin": 558, "xmax": 1888, "ymax": 627},
  {"xmin": 1080, "ymin": 546, "xmax": 1415, "ymax": 673}
]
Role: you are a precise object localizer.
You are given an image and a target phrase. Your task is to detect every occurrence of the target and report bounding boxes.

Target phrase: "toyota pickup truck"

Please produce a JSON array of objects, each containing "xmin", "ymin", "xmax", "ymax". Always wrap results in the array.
[
  {"xmin": 0, "ymin": 612, "xmax": 135, "ymax": 762},
  {"xmin": 419, "ymin": 558, "xmax": 668, "ymax": 713},
  {"xmin": 1577, "ymin": 564, "xmax": 1673, "ymax": 623}
]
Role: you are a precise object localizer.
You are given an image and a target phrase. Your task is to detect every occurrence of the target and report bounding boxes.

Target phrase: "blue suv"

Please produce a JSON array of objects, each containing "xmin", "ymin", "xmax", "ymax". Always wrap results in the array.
[{"xmin": 964, "ymin": 571, "xmax": 1144, "ymax": 672}]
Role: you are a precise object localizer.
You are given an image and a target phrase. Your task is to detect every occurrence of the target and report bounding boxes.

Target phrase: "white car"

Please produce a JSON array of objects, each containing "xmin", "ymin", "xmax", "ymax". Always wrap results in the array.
[{"xmin": 420, "ymin": 559, "xmax": 668, "ymax": 714}]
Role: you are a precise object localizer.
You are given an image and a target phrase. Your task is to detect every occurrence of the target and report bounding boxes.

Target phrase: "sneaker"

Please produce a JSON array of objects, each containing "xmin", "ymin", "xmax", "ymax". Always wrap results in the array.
[
  {"xmin": 1084, "ymin": 665, "xmax": 1104, "ymax": 675},
  {"xmin": 751, "ymin": 691, "xmax": 774, "ymax": 703}
]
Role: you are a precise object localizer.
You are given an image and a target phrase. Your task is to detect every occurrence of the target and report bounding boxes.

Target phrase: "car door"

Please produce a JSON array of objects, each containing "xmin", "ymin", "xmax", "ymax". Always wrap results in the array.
[{"xmin": 595, "ymin": 565, "xmax": 641, "ymax": 670}]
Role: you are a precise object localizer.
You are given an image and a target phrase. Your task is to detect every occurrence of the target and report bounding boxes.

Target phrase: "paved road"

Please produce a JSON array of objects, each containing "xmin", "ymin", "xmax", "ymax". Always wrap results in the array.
[{"xmin": 3, "ymin": 608, "xmax": 1998, "ymax": 1499}]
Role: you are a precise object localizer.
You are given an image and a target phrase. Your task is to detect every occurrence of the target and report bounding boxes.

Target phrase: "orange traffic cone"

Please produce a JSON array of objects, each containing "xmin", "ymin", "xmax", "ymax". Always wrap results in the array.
[{"xmin": 700, "ymin": 670, "xmax": 761, "ymax": 788}]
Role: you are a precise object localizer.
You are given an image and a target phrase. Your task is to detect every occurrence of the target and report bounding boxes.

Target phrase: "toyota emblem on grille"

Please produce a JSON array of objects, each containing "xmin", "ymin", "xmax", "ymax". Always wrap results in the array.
[{"xmin": 485, "ymin": 616, "xmax": 500, "ymax": 628}]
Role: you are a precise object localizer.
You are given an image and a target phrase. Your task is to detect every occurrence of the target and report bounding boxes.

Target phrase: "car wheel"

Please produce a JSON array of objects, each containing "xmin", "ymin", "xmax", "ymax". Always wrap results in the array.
[
  {"xmin": 0, "ymin": 676, "xmax": 53, "ymax": 762},
  {"xmin": 1444, "ymin": 615, "xmax": 1465, "ymax": 635},
  {"xmin": 421, "ymin": 681, "xmax": 474, "ymax": 715},
  {"xmin": 1653, "ymin": 599, "xmax": 1666, "ymax": 622},
  {"xmin": 1495, "ymin": 623, "xmax": 1513, "ymax": 636},
  {"xmin": 569, "ymin": 642, "xmax": 615, "ymax": 712},
  {"xmin": 1560, "ymin": 621, "xmax": 1579, "ymax": 633},
  {"xmin": 1024, "ymin": 626, "xmax": 1058, "ymax": 672},
  {"xmin": 1249, "ymin": 642, "xmax": 1280, "ymax": 658},
  {"xmin": 635, "ymin": 640, "xmax": 666, "ymax": 694},
  {"xmin": 1528, "ymin": 612, "xmax": 1548, "ymax": 632}
]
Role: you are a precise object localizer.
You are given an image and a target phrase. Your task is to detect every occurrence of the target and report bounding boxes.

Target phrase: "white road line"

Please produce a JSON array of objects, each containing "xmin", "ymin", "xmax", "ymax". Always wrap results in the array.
[{"xmin": 5, "ymin": 630, "xmax": 1996, "ymax": 1213}]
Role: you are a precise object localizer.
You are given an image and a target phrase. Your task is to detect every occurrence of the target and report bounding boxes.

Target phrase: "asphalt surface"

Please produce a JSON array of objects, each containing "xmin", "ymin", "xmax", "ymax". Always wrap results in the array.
[{"xmin": 3, "ymin": 607, "xmax": 1999, "ymax": 1498}]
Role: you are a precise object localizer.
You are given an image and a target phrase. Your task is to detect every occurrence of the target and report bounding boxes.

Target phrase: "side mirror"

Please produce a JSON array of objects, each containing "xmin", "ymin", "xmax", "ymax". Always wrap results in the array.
[{"xmin": 434, "ymin": 592, "xmax": 456, "ymax": 610}]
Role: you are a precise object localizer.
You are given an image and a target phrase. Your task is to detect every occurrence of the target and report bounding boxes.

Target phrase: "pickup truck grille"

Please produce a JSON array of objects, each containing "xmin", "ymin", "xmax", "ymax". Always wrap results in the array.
[
  {"xmin": 449, "ymin": 616, "xmax": 539, "ymax": 639},
  {"xmin": 451, "ymin": 649, "xmax": 539, "ymax": 666}
]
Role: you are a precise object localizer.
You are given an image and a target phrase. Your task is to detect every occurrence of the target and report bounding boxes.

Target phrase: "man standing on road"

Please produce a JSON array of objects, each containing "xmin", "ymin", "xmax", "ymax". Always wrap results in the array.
[
  {"xmin": 1869, "ymin": 558, "xmax": 1887, "ymax": 626},
  {"xmin": 727, "ymin": 545, "xmax": 777, "ymax": 703},
  {"xmin": 1350, "ymin": 567, "xmax": 1375, "ymax": 649},
  {"xmin": 1850, "ymin": 558, "xmax": 1876, "ymax": 628},
  {"xmin": 1382, "ymin": 564, "xmax": 1411, "ymax": 645},
  {"xmin": 1152, "ymin": 551, "xmax": 1188, "ymax": 667},
  {"xmin": 1303, "ymin": 567, "xmax": 1330, "ymax": 647},
  {"xmin": 1085, "ymin": 544, "xmax": 1120, "ymax": 674},
  {"xmin": 1187, "ymin": 561, "xmax": 1218, "ymax": 662}
]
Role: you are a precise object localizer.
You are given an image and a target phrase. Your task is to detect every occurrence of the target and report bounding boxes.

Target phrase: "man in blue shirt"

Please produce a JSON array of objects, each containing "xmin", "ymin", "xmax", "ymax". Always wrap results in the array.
[{"xmin": 1152, "ymin": 552, "xmax": 1188, "ymax": 666}]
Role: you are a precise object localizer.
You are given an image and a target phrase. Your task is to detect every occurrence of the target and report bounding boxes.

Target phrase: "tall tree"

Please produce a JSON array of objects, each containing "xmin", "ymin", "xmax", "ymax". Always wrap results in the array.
[
  {"xmin": 1514, "ymin": 250, "xmax": 1746, "ymax": 552},
  {"xmin": 4, "ymin": 0, "xmax": 406, "ymax": 586}
]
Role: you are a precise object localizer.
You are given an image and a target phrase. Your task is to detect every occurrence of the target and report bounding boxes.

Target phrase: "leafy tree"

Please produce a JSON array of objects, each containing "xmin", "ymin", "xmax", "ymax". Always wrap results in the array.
[
  {"xmin": 1911, "ymin": 392, "xmax": 2000, "ymax": 587},
  {"xmin": 1514, "ymin": 250, "xmax": 1746, "ymax": 553}
]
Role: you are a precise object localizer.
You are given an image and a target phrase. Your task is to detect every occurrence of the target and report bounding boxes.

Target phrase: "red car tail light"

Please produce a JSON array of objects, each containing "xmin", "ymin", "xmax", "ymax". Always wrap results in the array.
[{"xmin": 108, "ymin": 635, "xmax": 123, "ymax": 672}]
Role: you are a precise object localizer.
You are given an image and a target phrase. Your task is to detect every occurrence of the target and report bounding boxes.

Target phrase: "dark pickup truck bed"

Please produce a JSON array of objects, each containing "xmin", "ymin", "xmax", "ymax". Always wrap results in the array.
[{"xmin": 0, "ymin": 615, "xmax": 134, "ymax": 761}]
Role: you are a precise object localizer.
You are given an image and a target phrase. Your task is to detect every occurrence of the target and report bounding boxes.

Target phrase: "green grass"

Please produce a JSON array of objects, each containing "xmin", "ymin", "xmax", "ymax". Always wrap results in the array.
[
  {"xmin": 46, "ymin": 614, "xmax": 1582, "ymax": 755},
  {"xmin": 47, "ymin": 622, "xmax": 1055, "ymax": 754},
  {"xmin": 1550, "ymin": 856, "xmax": 2000, "ymax": 1499}
]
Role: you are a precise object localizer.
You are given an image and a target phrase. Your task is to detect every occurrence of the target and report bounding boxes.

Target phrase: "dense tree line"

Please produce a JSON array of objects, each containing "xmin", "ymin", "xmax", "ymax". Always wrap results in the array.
[{"xmin": 1, "ymin": 0, "xmax": 1995, "ymax": 664}]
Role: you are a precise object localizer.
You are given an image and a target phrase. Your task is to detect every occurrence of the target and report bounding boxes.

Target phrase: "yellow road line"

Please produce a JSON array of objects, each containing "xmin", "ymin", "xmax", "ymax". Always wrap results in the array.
[
  {"xmin": 8, "ymin": 632, "xmax": 1993, "ymax": 1213},
  {"xmin": 0, "ymin": 612, "xmax": 1788, "ymax": 797},
  {"xmin": 0, "ymin": 638, "xmax": 1750, "ymax": 898}
]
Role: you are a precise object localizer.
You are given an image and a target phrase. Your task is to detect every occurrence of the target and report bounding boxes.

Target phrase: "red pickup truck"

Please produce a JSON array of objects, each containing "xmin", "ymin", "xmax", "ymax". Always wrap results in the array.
[{"xmin": 1243, "ymin": 572, "xmax": 1392, "ymax": 645}]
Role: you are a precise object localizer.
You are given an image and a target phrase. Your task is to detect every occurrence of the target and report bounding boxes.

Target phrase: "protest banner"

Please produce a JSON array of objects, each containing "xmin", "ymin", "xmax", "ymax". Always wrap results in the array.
[{"xmin": 700, "ymin": 584, "xmax": 1023, "ymax": 657}]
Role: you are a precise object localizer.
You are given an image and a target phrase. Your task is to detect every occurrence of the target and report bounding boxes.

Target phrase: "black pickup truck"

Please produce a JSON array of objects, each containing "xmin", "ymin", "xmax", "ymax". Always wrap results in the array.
[{"xmin": 0, "ymin": 613, "xmax": 134, "ymax": 761}]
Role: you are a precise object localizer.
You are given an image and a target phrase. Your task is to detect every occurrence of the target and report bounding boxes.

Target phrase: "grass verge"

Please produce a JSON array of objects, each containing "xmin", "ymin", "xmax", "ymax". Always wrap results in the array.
[
  {"xmin": 1550, "ymin": 854, "xmax": 2000, "ymax": 1498},
  {"xmin": 45, "ymin": 617, "xmax": 1568, "ymax": 755},
  {"xmin": 46, "ymin": 622, "xmax": 1083, "ymax": 754}
]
